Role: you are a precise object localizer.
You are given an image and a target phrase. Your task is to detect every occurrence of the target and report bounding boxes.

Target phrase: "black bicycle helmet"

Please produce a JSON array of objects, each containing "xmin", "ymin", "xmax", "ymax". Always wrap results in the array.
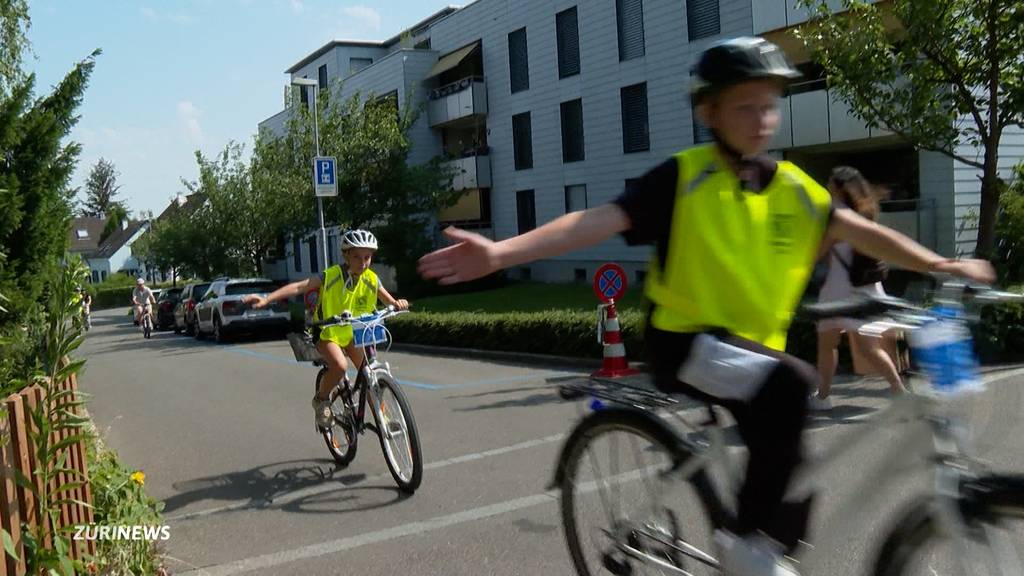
[{"xmin": 691, "ymin": 37, "xmax": 801, "ymax": 105}]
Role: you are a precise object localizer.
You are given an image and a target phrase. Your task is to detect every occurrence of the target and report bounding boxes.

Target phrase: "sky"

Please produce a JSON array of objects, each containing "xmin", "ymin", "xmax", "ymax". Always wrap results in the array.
[{"xmin": 27, "ymin": 0, "xmax": 455, "ymax": 218}]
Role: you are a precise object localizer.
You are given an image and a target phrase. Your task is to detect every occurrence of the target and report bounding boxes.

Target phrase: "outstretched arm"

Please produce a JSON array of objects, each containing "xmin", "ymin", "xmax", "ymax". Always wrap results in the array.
[
  {"xmin": 418, "ymin": 203, "xmax": 631, "ymax": 285},
  {"xmin": 828, "ymin": 208, "xmax": 994, "ymax": 283},
  {"xmin": 243, "ymin": 275, "xmax": 323, "ymax": 309}
]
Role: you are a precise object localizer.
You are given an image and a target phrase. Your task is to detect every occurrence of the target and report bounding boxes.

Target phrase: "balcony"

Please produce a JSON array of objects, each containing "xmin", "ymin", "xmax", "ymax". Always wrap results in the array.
[
  {"xmin": 442, "ymin": 152, "xmax": 491, "ymax": 192},
  {"xmin": 770, "ymin": 82, "xmax": 893, "ymax": 150},
  {"xmin": 752, "ymin": 0, "xmax": 848, "ymax": 34},
  {"xmin": 427, "ymin": 76, "xmax": 487, "ymax": 128}
]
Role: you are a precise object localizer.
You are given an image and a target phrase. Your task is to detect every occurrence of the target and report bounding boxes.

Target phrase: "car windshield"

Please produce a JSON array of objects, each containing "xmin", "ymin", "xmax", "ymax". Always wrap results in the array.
[
  {"xmin": 225, "ymin": 282, "xmax": 276, "ymax": 296},
  {"xmin": 191, "ymin": 283, "xmax": 212, "ymax": 299}
]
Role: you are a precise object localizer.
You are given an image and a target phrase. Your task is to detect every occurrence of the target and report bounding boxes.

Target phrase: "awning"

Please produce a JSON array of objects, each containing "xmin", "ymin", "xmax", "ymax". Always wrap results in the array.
[{"xmin": 425, "ymin": 41, "xmax": 480, "ymax": 80}]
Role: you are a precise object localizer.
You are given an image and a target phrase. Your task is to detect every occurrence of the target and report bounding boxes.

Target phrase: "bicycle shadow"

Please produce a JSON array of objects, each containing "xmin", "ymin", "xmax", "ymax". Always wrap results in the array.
[
  {"xmin": 448, "ymin": 375, "xmax": 599, "ymax": 412},
  {"xmin": 163, "ymin": 458, "xmax": 409, "ymax": 520}
]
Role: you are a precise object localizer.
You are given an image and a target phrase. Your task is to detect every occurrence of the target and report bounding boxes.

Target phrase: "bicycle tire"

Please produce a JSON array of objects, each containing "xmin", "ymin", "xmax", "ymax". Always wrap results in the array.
[
  {"xmin": 372, "ymin": 370, "xmax": 422, "ymax": 493},
  {"xmin": 316, "ymin": 368, "xmax": 357, "ymax": 465},
  {"xmin": 557, "ymin": 407, "xmax": 728, "ymax": 576},
  {"xmin": 873, "ymin": 475, "xmax": 1024, "ymax": 576}
]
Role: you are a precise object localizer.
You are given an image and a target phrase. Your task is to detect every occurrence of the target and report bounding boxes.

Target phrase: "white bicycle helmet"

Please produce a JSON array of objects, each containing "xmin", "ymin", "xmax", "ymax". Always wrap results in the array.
[{"xmin": 340, "ymin": 229, "xmax": 378, "ymax": 251}]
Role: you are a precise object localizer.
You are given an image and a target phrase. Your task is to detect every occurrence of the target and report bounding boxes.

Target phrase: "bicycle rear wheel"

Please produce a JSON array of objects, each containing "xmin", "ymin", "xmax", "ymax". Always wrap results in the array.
[
  {"xmin": 372, "ymin": 370, "xmax": 422, "ymax": 493},
  {"xmin": 873, "ymin": 476, "xmax": 1024, "ymax": 576},
  {"xmin": 558, "ymin": 407, "xmax": 725, "ymax": 576}
]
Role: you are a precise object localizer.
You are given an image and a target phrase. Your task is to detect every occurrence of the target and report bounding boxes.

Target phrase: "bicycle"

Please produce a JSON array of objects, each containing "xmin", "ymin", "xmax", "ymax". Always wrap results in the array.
[
  {"xmin": 136, "ymin": 303, "xmax": 154, "ymax": 339},
  {"xmin": 287, "ymin": 305, "xmax": 423, "ymax": 494},
  {"xmin": 552, "ymin": 278, "xmax": 1024, "ymax": 576}
]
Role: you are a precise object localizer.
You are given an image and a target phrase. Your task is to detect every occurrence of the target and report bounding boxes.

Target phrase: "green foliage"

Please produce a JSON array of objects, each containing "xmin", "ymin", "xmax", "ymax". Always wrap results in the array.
[
  {"xmin": 795, "ymin": 0, "xmax": 1024, "ymax": 255},
  {"xmin": 996, "ymin": 163, "xmax": 1024, "ymax": 283},
  {"xmin": 0, "ymin": 50, "xmax": 98, "ymax": 332},
  {"xmin": 99, "ymin": 204, "xmax": 130, "ymax": 244},
  {"xmin": 86, "ymin": 438, "xmax": 165, "ymax": 575},
  {"xmin": 0, "ymin": 0, "xmax": 30, "ymax": 93},
  {"xmin": 82, "ymin": 157, "xmax": 125, "ymax": 219}
]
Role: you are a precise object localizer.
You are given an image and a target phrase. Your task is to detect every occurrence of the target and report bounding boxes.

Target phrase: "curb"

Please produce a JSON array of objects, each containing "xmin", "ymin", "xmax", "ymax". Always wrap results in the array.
[{"xmin": 390, "ymin": 342, "xmax": 650, "ymax": 372}]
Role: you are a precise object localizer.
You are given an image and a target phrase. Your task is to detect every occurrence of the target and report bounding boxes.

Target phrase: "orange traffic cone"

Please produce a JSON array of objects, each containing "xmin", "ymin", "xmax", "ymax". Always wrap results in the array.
[{"xmin": 592, "ymin": 301, "xmax": 640, "ymax": 378}]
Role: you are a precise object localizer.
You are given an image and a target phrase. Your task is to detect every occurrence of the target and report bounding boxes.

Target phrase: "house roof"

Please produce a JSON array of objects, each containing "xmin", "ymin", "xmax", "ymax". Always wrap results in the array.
[
  {"xmin": 68, "ymin": 217, "xmax": 106, "ymax": 255},
  {"xmin": 155, "ymin": 193, "xmax": 205, "ymax": 222},
  {"xmin": 93, "ymin": 220, "xmax": 147, "ymax": 259}
]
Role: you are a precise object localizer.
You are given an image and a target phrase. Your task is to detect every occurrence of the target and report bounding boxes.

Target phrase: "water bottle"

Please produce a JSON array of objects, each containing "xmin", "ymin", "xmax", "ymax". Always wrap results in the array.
[{"xmin": 908, "ymin": 306, "xmax": 982, "ymax": 396}]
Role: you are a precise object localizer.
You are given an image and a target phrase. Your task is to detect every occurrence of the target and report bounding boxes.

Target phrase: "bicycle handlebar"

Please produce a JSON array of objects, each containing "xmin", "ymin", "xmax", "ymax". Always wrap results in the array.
[{"xmin": 307, "ymin": 305, "xmax": 409, "ymax": 329}]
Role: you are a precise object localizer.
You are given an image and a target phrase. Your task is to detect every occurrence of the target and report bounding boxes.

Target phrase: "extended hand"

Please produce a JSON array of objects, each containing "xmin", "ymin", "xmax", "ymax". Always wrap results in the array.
[
  {"xmin": 242, "ymin": 295, "xmax": 269, "ymax": 309},
  {"xmin": 417, "ymin": 227, "xmax": 500, "ymax": 285},
  {"xmin": 933, "ymin": 259, "xmax": 996, "ymax": 285}
]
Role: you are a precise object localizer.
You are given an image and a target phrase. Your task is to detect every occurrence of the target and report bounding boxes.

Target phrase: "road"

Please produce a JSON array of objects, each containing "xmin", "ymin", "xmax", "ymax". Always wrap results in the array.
[{"xmin": 78, "ymin": 307, "xmax": 1024, "ymax": 575}]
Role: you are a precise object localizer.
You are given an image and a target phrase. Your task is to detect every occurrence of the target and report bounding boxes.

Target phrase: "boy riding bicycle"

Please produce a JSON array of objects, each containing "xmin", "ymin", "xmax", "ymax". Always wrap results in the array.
[
  {"xmin": 419, "ymin": 37, "xmax": 994, "ymax": 576},
  {"xmin": 244, "ymin": 229, "xmax": 409, "ymax": 428},
  {"xmin": 132, "ymin": 278, "xmax": 156, "ymax": 327}
]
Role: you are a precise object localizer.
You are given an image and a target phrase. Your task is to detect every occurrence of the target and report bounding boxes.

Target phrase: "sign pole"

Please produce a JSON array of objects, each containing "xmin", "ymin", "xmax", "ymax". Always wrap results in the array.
[{"xmin": 311, "ymin": 85, "xmax": 329, "ymax": 268}]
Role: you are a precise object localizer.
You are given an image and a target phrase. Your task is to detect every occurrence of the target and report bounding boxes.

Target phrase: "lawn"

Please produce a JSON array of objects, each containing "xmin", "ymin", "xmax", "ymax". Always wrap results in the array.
[{"xmin": 412, "ymin": 281, "xmax": 648, "ymax": 314}]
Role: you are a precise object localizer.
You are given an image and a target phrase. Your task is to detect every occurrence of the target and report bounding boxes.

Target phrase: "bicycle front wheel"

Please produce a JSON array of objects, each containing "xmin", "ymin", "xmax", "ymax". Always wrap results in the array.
[
  {"xmin": 372, "ymin": 370, "xmax": 422, "ymax": 493},
  {"xmin": 874, "ymin": 476, "xmax": 1024, "ymax": 576},
  {"xmin": 558, "ymin": 407, "xmax": 724, "ymax": 576}
]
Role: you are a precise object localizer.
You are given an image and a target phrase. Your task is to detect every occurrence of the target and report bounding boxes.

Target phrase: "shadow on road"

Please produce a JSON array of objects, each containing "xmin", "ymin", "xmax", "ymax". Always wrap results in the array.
[{"xmin": 163, "ymin": 458, "xmax": 409, "ymax": 519}]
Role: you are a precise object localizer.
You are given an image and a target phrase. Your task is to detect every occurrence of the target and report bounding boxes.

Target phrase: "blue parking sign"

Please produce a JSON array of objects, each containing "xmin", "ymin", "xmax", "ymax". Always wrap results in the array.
[{"xmin": 313, "ymin": 156, "xmax": 338, "ymax": 197}]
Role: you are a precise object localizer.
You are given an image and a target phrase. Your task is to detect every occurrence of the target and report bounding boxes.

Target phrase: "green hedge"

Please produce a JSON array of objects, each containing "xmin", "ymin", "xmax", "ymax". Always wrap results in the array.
[{"xmin": 387, "ymin": 303, "xmax": 1024, "ymax": 365}]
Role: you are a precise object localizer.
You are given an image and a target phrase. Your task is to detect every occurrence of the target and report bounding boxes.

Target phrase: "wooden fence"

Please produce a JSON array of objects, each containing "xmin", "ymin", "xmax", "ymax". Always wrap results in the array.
[{"xmin": 0, "ymin": 373, "xmax": 95, "ymax": 575}]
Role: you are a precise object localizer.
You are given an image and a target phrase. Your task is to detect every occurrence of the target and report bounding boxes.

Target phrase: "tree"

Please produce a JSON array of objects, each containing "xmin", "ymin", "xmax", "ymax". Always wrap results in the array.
[
  {"xmin": 253, "ymin": 89, "xmax": 460, "ymax": 288},
  {"xmin": 0, "ymin": 51, "xmax": 98, "ymax": 326},
  {"xmin": 0, "ymin": 0, "xmax": 29, "ymax": 94},
  {"xmin": 795, "ymin": 0, "xmax": 1024, "ymax": 256},
  {"xmin": 99, "ymin": 203, "xmax": 129, "ymax": 243},
  {"xmin": 82, "ymin": 157, "xmax": 124, "ymax": 217}
]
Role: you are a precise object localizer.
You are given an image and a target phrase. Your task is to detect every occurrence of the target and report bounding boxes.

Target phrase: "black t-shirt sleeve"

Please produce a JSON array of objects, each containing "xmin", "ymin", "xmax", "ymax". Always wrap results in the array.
[{"xmin": 613, "ymin": 158, "xmax": 679, "ymax": 246}]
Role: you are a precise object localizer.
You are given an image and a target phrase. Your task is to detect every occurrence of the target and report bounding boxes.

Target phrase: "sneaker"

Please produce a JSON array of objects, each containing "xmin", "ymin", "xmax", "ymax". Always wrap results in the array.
[
  {"xmin": 715, "ymin": 530, "xmax": 800, "ymax": 576},
  {"xmin": 312, "ymin": 396, "xmax": 333, "ymax": 428},
  {"xmin": 807, "ymin": 395, "xmax": 833, "ymax": 412}
]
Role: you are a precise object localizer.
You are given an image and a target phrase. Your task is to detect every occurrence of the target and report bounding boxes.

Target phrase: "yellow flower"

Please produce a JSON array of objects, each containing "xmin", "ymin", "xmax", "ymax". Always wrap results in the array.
[{"xmin": 130, "ymin": 471, "xmax": 145, "ymax": 486}]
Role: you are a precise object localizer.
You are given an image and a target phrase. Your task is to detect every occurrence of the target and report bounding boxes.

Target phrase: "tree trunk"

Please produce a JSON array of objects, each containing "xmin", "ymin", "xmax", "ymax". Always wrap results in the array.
[{"xmin": 976, "ymin": 129, "xmax": 1002, "ymax": 257}]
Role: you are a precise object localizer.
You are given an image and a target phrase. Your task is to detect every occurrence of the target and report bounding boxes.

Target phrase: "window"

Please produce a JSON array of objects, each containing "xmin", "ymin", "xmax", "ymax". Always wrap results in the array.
[
  {"xmin": 76, "ymin": 229, "xmax": 88, "ymax": 239},
  {"xmin": 516, "ymin": 190, "xmax": 536, "ymax": 234},
  {"xmin": 692, "ymin": 103, "xmax": 714, "ymax": 143},
  {"xmin": 560, "ymin": 99, "xmax": 585, "ymax": 163},
  {"xmin": 512, "ymin": 112, "xmax": 533, "ymax": 170},
  {"xmin": 299, "ymin": 84, "xmax": 309, "ymax": 109},
  {"xmin": 616, "ymin": 0, "xmax": 645, "ymax": 61},
  {"xmin": 556, "ymin": 7, "xmax": 581, "ymax": 78},
  {"xmin": 565, "ymin": 184, "xmax": 588, "ymax": 213},
  {"xmin": 349, "ymin": 57, "xmax": 373, "ymax": 74},
  {"xmin": 318, "ymin": 64, "xmax": 328, "ymax": 90},
  {"xmin": 686, "ymin": 0, "xmax": 720, "ymax": 41},
  {"xmin": 307, "ymin": 237, "xmax": 319, "ymax": 274},
  {"xmin": 100, "ymin": 271, "xmax": 107, "ymax": 281},
  {"xmin": 621, "ymin": 83, "xmax": 650, "ymax": 153},
  {"xmin": 508, "ymin": 27, "xmax": 530, "ymax": 93},
  {"xmin": 293, "ymin": 237, "xmax": 302, "ymax": 272},
  {"xmin": 91, "ymin": 270, "xmax": 99, "ymax": 283}
]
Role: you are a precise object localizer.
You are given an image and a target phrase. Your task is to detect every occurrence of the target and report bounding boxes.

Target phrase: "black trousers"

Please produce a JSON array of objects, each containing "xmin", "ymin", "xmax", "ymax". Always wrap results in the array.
[{"xmin": 647, "ymin": 326, "xmax": 817, "ymax": 550}]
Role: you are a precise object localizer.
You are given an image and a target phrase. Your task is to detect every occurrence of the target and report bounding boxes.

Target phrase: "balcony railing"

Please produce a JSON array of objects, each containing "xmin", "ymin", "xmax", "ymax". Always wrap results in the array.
[
  {"xmin": 442, "ymin": 152, "xmax": 491, "ymax": 192},
  {"xmin": 427, "ymin": 76, "xmax": 487, "ymax": 127}
]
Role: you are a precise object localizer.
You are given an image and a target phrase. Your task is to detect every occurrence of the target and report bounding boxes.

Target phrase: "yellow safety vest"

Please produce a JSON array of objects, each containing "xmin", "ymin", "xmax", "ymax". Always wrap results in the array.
[
  {"xmin": 315, "ymin": 266, "xmax": 380, "ymax": 345},
  {"xmin": 645, "ymin": 145, "xmax": 832, "ymax": 350}
]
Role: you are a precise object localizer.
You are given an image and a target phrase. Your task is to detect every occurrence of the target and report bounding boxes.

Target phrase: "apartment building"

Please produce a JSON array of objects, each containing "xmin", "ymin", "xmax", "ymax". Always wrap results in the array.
[{"xmin": 260, "ymin": 0, "xmax": 1023, "ymax": 283}]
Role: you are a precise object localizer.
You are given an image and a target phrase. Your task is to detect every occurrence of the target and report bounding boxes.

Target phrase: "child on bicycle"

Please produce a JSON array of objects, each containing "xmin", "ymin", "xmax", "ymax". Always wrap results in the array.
[
  {"xmin": 419, "ymin": 37, "xmax": 994, "ymax": 576},
  {"xmin": 244, "ymin": 229, "xmax": 409, "ymax": 428}
]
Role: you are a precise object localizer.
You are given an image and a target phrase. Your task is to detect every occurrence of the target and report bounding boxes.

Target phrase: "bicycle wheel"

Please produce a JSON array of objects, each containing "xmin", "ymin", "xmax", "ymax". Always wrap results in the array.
[
  {"xmin": 372, "ymin": 370, "xmax": 422, "ymax": 493},
  {"xmin": 143, "ymin": 315, "xmax": 152, "ymax": 339},
  {"xmin": 316, "ymin": 368, "xmax": 357, "ymax": 465},
  {"xmin": 558, "ymin": 407, "xmax": 725, "ymax": 576},
  {"xmin": 873, "ymin": 477, "xmax": 1024, "ymax": 576}
]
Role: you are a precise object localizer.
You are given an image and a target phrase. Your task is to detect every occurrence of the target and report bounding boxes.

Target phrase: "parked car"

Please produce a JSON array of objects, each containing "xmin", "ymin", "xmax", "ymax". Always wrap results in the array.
[
  {"xmin": 195, "ymin": 278, "xmax": 290, "ymax": 343},
  {"xmin": 173, "ymin": 281, "xmax": 212, "ymax": 335},
  {"xmin": 155, "ymin": 288, "xmax": 182, "ymax": 331}
]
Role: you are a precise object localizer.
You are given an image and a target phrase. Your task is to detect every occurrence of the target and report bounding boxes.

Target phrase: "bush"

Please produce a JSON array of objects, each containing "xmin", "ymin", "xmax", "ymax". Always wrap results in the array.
[{"xmin": 86, "ymin": 432, "xmax": 166, "ymax": 575}]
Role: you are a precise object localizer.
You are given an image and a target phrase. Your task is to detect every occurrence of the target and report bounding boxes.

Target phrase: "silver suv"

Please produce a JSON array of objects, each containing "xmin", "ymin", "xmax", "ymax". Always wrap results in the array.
[{"xmin": 195, "ymin": 278, "xmax": 291, "ymax": 343}]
